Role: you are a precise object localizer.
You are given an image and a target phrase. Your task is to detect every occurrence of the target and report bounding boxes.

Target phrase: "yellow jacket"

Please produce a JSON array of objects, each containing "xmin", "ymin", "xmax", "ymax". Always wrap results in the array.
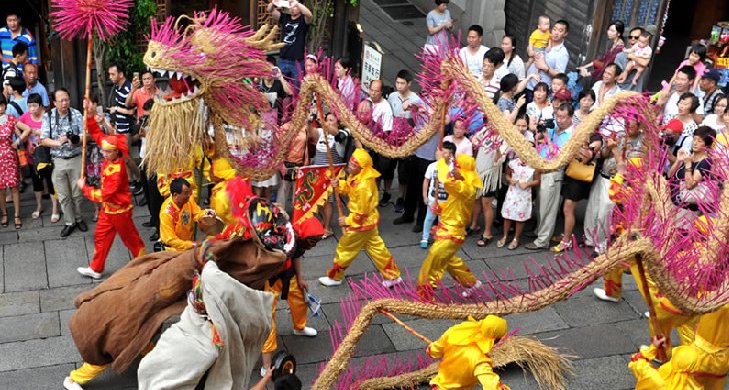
[
  {"xmin": 340, "ymin": 149, "xmax": 382, "ymax": 231},
  {"xmin": 629, "ymin": 304, "xmax": 729, "ymax": 390},
  {"xmin": 434, "ymin": 155, "xmax": 481, "ymax": 243},
  {"xmin": 156, "ymin": 147, "xmax": 205, "ymax": 199},
  {"xmin": 428, "ymin": 315, "xmax": 510, "ymax": 390},
  {"xmin": 159, "ymin": 196, "xmax": 205, "ymax": 251}
]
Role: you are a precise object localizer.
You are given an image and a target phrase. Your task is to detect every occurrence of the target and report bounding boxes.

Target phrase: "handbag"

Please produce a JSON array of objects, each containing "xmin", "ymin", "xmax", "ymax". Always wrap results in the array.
[
  {"xmin": 678, "ymin": 181, "xmax": 715, "ymax": 205},
  {"xmin": 565, "ymin": 159, "xmax": 596, "ymax": 182}
]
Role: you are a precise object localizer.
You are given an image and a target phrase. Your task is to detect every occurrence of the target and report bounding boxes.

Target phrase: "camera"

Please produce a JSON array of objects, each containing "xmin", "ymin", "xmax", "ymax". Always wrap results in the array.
[
  {"xmin": 536, "ymin": 118, "xmax": 555, "ymax": 133},
  {"xmin": 66, "ymin": 131, "xmax": 81, "ymax": 145}
]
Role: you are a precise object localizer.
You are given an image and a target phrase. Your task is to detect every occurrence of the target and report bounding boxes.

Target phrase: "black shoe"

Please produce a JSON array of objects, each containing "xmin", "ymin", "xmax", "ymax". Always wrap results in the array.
[
  {"xmin": 149, "ymin": 230, "xmax": 159, "ymax": 241},
  {"xmin": 394, "ymin": 197, "xmax": 405, "ymax": 213},
  {"xmin": 129, "ymin": 181, "xmax": 144, "ymax": 195},
  {"xmin": 137, "ymin": 197, "xmax": 148, "ymax": 206},
  {"xmin": 412, "ymin": 224, "xmax": 423, "ymax": 233},
  {"xmin": 393, "ymin": 216, "xmax": 414, "ymax": 225},
  {"xmin": 142, "ymin": 221, "xmax": 153, "ymax": 228},
  {"xmin": 379, "ymin": 192, "xmax": 392, "ymax": 207},
  {"xmin": 61, "ymin": 224, "xmax": 75, "ymax": 238},
  {"xmin": 76, "ymin": 220, "xmax": 88, "ymax": 232}
]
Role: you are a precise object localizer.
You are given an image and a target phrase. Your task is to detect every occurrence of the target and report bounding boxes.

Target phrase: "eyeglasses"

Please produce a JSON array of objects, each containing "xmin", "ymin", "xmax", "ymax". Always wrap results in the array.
[{"xmin": 629, "ymin": 35, "xmax": 640, "ymax": 39}]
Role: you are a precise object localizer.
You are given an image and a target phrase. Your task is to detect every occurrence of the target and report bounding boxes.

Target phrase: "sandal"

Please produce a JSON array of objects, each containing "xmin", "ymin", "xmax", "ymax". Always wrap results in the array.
[
  {"xmin": 496, "ymin": 237, "xmax": 507, "ymax": 248},
  {"xmin": 508, "ymin": 238, "xmax": 519, "ymax": 250},
  {"xmin": 476, "ymin": 235, "xmax": 493, "ymax": 247},
  {"xmin": 32, "ymin": 209, "xmax": 43, "ymax": 219},
  {"xmin": 1, "ymin": 213, "xmax": 7, "ymax": 227},
  {"xmin": 465, "ymin": 225, "xmax": 481, "ymax": 236},
  {"xmin": 322, "ymin": 229, "xmax": 334, "ymax": 239},
  {"xmin": 51, "ymin": 213, "xmax": 61, "ymax": 224},
  {"xmin": 14, "ymin": 215, "xmax": 21, "ymax": 230}
]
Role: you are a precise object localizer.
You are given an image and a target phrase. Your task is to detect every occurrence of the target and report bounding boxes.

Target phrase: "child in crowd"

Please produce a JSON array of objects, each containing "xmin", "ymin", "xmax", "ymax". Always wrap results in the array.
[
  {"xmin": 498, "ymin": 138, "xmax": 540, "ymax": 250},
  {"xmin": 673, "ymin": 44, "xmax": 707, "ymax": 94},
  {"xmin": 550, "ymin": 73, "xmax": 569, "ymax": 98},
  {"xmin": 525, "ymin": 15, "xmax": 551, "ymax": 72},
  {"xmin": 420, "ymin": 141, "xmax": 457, "ymax": 248},
  {"xmin": 618, "ymin": 31, "xmax": 653, "ymax": 87}
]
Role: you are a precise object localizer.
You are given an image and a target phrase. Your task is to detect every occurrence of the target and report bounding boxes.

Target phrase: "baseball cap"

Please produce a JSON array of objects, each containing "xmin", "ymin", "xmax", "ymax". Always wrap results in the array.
[
  {"xmin": 701, "ymin": 69, "xmax": 721, "ymax": 83},
  {"xmin": 660, "ymin": 118, "xmax": 683, "ymax": 133}
]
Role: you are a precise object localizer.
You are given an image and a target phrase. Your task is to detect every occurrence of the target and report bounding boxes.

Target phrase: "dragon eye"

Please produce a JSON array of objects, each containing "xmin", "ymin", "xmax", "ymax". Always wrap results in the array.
[{"xmin": 150, "ymin": 51, "xmax": 156, "ymax": 58}]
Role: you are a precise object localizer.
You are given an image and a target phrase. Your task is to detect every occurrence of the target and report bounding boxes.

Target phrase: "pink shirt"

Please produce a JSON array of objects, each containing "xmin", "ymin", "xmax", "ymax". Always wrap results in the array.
[
  {"xmin": 19, "ymin": 112, "xmax": 42, "ymax": 146},
  {"xmin": 676, "ymin": 59, "xmax": 706, "ymax": 79},
  {"xmin": 443, "ymin": 135, "xmax": 473, "ymax": 157}
]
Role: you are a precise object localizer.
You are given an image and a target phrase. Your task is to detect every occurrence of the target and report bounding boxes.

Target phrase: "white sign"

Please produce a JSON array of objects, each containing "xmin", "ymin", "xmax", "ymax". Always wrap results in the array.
[{"xmin": 361, "ymin": 42, "xmax": 383, "ymax": 93}]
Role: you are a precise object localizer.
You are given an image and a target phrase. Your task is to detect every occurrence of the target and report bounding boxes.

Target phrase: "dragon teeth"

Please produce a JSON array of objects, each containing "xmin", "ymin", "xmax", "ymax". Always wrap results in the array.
[
  {"xmin": 176, "ymin": 71, "xmax": 183, "ymax": 79},
  {"xmin": 193, "ymin": 85, "xmax": 200, "ymax": 94}
]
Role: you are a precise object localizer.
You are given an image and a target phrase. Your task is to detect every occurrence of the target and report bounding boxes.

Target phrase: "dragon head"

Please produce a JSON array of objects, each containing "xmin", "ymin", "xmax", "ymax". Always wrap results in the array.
[{"xmin": 143, "ymin": 9, "xmax": 283, "ymax": 175}]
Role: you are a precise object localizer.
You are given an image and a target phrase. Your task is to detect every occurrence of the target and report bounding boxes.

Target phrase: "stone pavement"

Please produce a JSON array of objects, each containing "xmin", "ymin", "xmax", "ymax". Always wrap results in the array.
[{"xmin": 0, "ymin": 175, "xmax": 667, "ymax": 390}]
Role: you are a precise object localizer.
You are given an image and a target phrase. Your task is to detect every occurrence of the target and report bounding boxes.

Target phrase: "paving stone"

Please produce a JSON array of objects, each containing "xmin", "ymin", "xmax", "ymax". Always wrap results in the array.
[
  {"xmin": 16, "ymin": 225, "xmax": 65, "ymax": 242},
  {"xmin": 622, "ymin": 289, "xmax": 649, "ymax": 316},
  {"xmin": 300, "ymin": 253, "xmax": 376, "ymax": 280},
  {"xmin": 0, "ymin": 290, "xmax": 39, "ymax": 317},
  {"xmin": 0, "ymin": 312, "xmax": 59, "ymax": 343},
  {"xmin": 0, "ymin": 231, "xmax": 17, "ymax": 245},
  {"xmin": 59, "ymin": 309, "xmax": 74, "ymax": 335},
  {"xmin": 3, "ymin": 242, "xmax": 48, "ymax": 292},
  {"xmin": 567, "ymin": 355, "xmax": 634, "ymax": 390},
  {"xmin": 0, "ymin": 335, "xmax": 80, "ymax": 371},
  {"xmin": 382, "ymin": 318, "xmax": 456, "ymax": 351},
  {"xmin": 302, "ymin": 277, "xmax": 354, "ymax": 304},
  {"xmin": 40, "ymin": 284, "xmax": 91, "ymax": 312},
  {"xmin": 538, "ymin": 325, "xmax": 637, "ymax": 359},
  {"xmin": 45, "ymin": 237, "xmax": 94, "ymax": 288},
  {"xmin": 0, "ymin": 363, "xmax": 76, "ymax": 390},
  {"xmin": 614, "ymin": 318, "xmax": 652, "ymax": 350},
  {"xmin": 552, "ymin": 294, "xmax": 641, "ymax": 327},
  {"xmin": 504, "ymin": 306, "xmax": 570, "ymax": 335},
  {"xmin": 497, "ymin": 363, "xmax": 542, "ymax": 390}
]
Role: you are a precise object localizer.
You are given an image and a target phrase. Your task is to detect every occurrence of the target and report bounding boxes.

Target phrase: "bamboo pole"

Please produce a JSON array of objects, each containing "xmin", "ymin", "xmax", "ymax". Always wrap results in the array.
[
  {"xmin": 315, "ymin": 95, "xmax": 345, "ymax": 216},
  {"xmin": 380, "ymin": 310, "xmax": 432, "ymax": 345},
  {"xmin": 80, "ymin": 36, "xmax": 93, "ymax": 178},
  {"xmin": 635, "ymin": 255, "xmax": 669, "ymax": 362}
]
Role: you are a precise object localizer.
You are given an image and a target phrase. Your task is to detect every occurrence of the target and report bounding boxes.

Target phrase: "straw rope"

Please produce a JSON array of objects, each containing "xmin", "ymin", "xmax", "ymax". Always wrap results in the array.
[{"xmin": 356, "ymin": 336, "xmax": 574, "ymax": 390}]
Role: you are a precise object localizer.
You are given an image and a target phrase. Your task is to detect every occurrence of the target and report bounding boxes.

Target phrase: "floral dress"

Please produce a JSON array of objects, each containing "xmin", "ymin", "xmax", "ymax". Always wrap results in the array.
[
  {"xmin": 501, "ymin": 158, "xmax": 534, "ymax": 222},
  {"xmin": 0, "ymin": 114, "xmax": 20, "ymax": 188}
]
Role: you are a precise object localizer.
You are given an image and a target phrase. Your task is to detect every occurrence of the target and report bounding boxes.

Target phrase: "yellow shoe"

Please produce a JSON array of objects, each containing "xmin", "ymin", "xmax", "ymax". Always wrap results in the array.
[{"xmin": 550, "ymin": 241, "xmax": 572, "ymax": 253}]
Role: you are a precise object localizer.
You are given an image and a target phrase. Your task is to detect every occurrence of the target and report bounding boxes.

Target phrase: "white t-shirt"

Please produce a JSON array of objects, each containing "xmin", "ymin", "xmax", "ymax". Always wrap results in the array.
[
  {"xmin": 494, "ymin": 64, "xmax": 510, "ymax": 83},
  {"xmin": 526, "ymin": 102, "xmax": 554, "ymax": 122},
  {"xmin": 443, "ymin": 135, "xmax": 473, "ymax": 156},
  {"xmin": 371, "ymin": 99, "xmax": 394, "ymax": 132},
  {"xmin": 663, "ymin": 91, "xmax": 704, "ymax": 124},
  {"xmin": 424, "ymin": 161, "xmax": 448, "ymax": 202},
  {"xmin": 459, "ymin": 45, "xmax": 489, "ymax": 80}
]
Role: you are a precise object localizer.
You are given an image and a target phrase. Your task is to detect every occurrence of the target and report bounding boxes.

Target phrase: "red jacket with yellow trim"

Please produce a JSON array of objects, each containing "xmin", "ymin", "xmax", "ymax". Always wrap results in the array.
[{"xmin": 81, "ymin": 118, "xmax": 132, "ymax": 213}]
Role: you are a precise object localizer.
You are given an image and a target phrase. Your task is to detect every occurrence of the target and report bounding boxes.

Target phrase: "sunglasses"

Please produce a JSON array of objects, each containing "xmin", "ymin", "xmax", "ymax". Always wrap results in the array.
[{"xmin": 629, "ymin": 35, "xmax": 640, "ymax": 39}]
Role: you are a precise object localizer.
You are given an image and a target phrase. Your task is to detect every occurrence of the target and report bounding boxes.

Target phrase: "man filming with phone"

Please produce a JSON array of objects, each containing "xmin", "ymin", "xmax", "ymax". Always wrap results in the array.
[{"xmin": 267, "ymin": 0, "xmax": 313, "ymax": 88}]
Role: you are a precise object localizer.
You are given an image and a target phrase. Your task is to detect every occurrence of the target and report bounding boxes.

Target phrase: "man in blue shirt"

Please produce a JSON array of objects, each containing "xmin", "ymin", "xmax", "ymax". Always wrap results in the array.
[
  {"xmin": 22, "ymin": 63, "xmax": 49, "ymax": 106},
  {"xmin": 526, "ymin": 103, "xmax": 574, "ymax": 250},
  {"xmin": 0, "ymin": 12, "xmax": 38, "ymax": 71},
  {"xmin": 526, "ymin": 20, "xmax": 570, "ymax": 94}
]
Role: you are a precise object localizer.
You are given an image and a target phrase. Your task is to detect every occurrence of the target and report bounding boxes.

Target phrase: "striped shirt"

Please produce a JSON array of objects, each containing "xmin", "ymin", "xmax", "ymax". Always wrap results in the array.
[
  {"xmin": 0, "ymin": 27, "xmax": 38, "ymax": 71},
  {"xmin": 112, "ymin": 80, "xmax": 132, "ymax": 134}
]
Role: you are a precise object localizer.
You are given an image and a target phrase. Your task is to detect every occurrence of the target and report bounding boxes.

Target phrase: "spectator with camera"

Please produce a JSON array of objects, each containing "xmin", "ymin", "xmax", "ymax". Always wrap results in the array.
[
  {"xmin": 40, "ymin": 88, "xmax": 86, "ymax": 237},
  {"xmin": 526, "ymin": 103, "xmax": 574, "ymax": 250}
]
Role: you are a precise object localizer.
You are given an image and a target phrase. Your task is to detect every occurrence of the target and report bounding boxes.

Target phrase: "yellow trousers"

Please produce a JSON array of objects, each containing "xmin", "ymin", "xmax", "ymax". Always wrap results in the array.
[
  {"xmin": 628, "ymin": 262, "xmax": 697, "ymax": 347},
  {"xmin": 417, "ymin": 238, "xmax": 477, "ymax": 289},
  {"xmin": 602, "ymin": 265, "xmax": 627, "ymax": 298},
  {"xmin": 327, "ymin": 227, "xmax": 400, "ymax": 281},
  {"xmin": 262, "ymin": 277, "xmax": 308, "ymax": 353}
]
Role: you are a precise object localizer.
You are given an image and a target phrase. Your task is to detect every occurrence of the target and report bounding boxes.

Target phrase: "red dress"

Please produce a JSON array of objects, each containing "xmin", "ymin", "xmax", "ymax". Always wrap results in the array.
[{"xmin": 0, "ymin": 115, "xmax": 19, "ymax": 188}]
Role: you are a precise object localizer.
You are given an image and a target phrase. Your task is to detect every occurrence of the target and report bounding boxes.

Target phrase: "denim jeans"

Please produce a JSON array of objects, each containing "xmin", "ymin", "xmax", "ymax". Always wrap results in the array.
[
  {"xmin": 421, "ymin": 198, "xmax": 438, "ymax": 242},
  {"xmin": 277, "ymin": 58, "xmax": 304, "ymax": 88}
]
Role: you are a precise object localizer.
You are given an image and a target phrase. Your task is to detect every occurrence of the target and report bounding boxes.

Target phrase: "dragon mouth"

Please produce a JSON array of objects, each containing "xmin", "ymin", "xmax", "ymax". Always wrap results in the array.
[{"xmin": 149, "ymin": 68, "xmax": 202, "ymax": 103}]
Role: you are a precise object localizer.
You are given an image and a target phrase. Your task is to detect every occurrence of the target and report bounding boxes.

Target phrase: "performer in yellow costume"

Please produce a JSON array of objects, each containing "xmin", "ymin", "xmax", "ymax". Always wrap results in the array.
[
  {"xmin": 156, "ymin": 146, "xmax": 205, "ymax": 199},
  {"xmin": 260, "ymin": 216, "xmax": 323, "ymax": 376},
  {"xmin": 159, "ymin": 178, "xmax": 214, "ymax": 251},
  {"xmin": 417, "ymin": 154, "xmax": 482, "ymax": 299},
  {"xmin": 427, "ymin": 314, "xmax": 510, "ymax": 390},
  {"xmin": 318, "ymin": 148, "xmax": 402, "ymax": 287},
  {"xmin": 629, "ymin": 303, "xmax": 729, "ymax": 389}
]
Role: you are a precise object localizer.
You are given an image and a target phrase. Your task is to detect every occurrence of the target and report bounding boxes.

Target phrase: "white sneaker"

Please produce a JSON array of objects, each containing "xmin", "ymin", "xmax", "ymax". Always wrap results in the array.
[
  {"xmin": 77, "ymin": 267, "xmax": 102, "ymax": 279},
  {"xmin": 644, "ymin": 311, "xmax": 650, "ymax": 318},
  {"xmin": 293, "ymin": 326, "xmax": 317, "ymax": 337},
  {"xmin": 318, "ymin": 276, "xmax": 342, "ymax": 287},
  {"xmin": 260, "ymin": 367, "xmax": 267, "ymax": 378},
  {"xmin": 64, "ymin": 377, "xmax": 84, "ymax": 390},
  {"xmin": 593, "ymin": 288, "xmax": 619, "ymax": 303},
  {"xmin": 381, "ymin": 277, "xmax": 403, "ymax": 288},
  {"xmin": 461, "ymin": 280, "xmax": 483, "ymax": 298}
]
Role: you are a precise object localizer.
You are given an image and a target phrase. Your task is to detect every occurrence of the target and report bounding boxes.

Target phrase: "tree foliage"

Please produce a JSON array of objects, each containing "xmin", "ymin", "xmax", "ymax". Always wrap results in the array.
[{"xmin": 101, "ymin": 0, "xmax": 157, "ymax": 73}]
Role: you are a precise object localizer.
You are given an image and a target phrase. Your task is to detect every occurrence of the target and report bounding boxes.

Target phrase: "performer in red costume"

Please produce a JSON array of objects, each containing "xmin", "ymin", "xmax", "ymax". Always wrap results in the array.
[{"xmin": 76, "ymin": 99, "xmax": 146, "ymax": 280}]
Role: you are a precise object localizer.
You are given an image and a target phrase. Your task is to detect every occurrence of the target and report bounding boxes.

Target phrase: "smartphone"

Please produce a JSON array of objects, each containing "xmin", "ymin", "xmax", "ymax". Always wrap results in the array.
[
  {"xmin": 133, "ymin": 71, "xmax": 140, "ymax": 80},
  {"xmin": 271, "ymin": 66, "xmax": 280, "ymax": 77}
]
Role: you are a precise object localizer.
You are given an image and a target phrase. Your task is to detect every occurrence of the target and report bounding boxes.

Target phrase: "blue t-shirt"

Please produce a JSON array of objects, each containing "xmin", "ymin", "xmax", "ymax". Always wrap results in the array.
[{"xmin": 426, "ymin": 9, "xmax": 451, "ymax": 47}]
